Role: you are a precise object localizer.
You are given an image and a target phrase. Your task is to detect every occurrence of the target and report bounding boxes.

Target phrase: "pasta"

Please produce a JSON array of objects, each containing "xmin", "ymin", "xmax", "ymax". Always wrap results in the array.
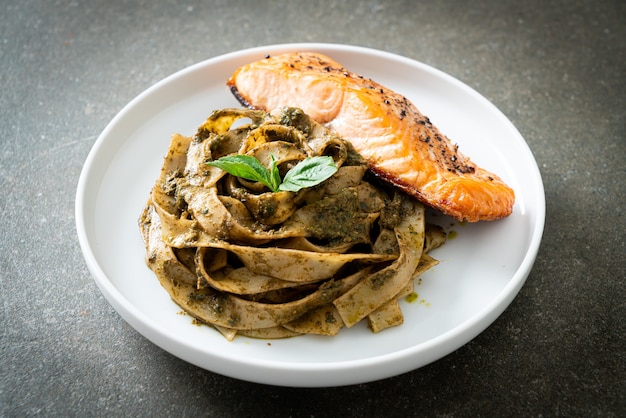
[{"xmin": 139, "ymin": 107, "xmax": 445, "ymax": 340}]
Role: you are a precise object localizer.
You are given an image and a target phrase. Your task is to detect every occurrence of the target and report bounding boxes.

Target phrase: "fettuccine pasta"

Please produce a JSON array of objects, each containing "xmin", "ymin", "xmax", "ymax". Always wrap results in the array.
[{"xmin": 139, "ymin": 107, "xmax": 445, "ymax": 340}]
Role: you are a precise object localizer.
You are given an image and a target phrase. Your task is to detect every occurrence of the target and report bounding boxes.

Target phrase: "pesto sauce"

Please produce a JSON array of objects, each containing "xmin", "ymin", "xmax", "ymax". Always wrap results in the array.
[{"xmin": 405, "ymin": 292, "xmax": 418, "ymax": 303}]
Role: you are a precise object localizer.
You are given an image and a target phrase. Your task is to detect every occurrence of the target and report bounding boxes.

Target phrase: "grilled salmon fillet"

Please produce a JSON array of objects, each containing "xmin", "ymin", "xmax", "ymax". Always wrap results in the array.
[{"xmin": 227, "ymin": 52, "xmax": 515, "ymax": 222}]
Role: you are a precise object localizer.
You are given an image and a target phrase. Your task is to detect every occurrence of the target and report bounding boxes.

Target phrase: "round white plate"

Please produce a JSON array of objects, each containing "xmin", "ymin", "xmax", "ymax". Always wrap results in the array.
[{"xmin": 76, "ymin": 43, "xmax": 544, "ymax": 387}]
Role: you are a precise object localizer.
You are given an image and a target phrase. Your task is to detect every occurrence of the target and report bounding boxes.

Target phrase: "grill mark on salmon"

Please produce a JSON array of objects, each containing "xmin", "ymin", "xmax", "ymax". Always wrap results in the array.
[{"xmin": 227, "ymin": 52, "xmax": 515, "ymax": 222}]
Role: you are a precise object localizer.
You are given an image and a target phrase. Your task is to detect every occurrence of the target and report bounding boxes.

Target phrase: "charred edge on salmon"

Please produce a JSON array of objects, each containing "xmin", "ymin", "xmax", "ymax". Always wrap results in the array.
[
  {"xmin": 366, "ymin": 166, "xmax": 428, "ymax": 204},
  {"xmin": 230, "ymin": 86, "xmax": 253, "ymax": 108}
]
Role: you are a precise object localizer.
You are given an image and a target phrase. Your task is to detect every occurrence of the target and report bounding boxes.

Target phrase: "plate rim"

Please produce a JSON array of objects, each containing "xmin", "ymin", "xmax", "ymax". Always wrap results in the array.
[{"xmin": 75, "ymin": 42, "xmax": 545, "ymax": 387}]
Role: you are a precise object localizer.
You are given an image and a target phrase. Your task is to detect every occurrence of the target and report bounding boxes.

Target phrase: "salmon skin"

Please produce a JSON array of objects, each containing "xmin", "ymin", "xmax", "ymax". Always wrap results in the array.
[{"xmin": 227, "ymin": 52, "xmax": 515, "ymax": 222}]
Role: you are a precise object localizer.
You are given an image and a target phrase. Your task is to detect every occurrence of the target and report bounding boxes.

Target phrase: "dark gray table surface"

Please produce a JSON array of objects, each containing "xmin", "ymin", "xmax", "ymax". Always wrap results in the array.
[{"xmin": 2, "ymin": 0, "xmax": 624, "ymax": 416}]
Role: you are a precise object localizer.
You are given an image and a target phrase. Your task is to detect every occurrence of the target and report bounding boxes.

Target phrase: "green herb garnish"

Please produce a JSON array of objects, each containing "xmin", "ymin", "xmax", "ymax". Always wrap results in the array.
[{"xmin": 206, "ymin": 154, "xmax": 338, "ymax": 193}]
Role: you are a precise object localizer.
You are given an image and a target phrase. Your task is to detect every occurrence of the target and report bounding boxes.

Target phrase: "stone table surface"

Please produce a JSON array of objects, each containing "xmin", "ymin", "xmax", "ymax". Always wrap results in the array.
[{"xmin": 1, "ymin": 0, "xmax": 624, "ymax": 416}]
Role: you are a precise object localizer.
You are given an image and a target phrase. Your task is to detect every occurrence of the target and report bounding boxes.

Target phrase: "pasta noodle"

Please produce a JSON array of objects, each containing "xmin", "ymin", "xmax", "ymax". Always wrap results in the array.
[{"xmin": 139, "ymin": 107, "xmax": 446, "ymax": 340}]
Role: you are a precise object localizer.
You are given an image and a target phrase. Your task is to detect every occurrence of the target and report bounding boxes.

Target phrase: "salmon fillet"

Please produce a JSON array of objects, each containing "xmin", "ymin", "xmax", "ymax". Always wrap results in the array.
[{"xmin": 227, "ymin": 52, "xmax": 515, "ymax": 222}]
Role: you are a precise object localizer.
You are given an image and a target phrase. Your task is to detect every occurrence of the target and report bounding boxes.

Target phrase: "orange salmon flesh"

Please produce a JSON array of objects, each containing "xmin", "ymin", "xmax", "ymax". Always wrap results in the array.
[{"xmin": 228, "ymin": 52, "xmax": 515, "ymax": 222}]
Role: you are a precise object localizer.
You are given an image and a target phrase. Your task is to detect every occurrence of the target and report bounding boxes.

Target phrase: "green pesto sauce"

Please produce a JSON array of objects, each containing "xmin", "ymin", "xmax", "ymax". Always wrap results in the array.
[
  {"xmin": 406, "ymin": 292, "xmax": 431, "ymax": 307},
  {"xmin": 405, "ymin": 292, "xmax": 418, "ymax": 303}
]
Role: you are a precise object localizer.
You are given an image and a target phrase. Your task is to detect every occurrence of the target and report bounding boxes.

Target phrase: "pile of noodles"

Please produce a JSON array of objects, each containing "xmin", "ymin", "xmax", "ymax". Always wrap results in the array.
[{"xmin": 139, "ymin": 107, "xmax": 445, "ymax": 340}]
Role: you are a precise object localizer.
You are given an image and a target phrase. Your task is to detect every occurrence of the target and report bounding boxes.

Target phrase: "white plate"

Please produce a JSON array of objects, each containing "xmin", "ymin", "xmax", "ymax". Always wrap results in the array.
[{"xmin": 76, "ymin": 43, "xmax": 544, "ymax": 387}]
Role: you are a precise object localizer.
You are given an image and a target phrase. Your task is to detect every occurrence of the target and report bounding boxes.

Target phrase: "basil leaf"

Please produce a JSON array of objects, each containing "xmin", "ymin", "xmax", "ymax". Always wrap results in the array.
[
  {"xmin": 206, "ymin": 154, "xmax": 339, "ymax": 193},
  {"xmin": 206, "ymin": 155, "xmax": 276, "ymax": 191},
  {"xmin": 279, "ymin": 156, "xmax": 338, "ymax": 192},
  {"xmin": 268, "ymin": 154, "xmax": 282, "ymax": 193}
]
